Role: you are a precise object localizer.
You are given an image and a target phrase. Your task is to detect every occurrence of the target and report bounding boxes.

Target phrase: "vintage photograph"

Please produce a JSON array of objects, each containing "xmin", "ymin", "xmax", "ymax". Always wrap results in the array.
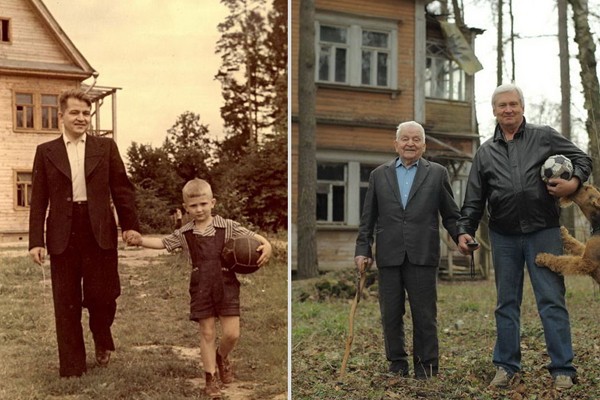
[{"xmin": 0, "ymin": 1, "xmax": 286, "ymax": 399}]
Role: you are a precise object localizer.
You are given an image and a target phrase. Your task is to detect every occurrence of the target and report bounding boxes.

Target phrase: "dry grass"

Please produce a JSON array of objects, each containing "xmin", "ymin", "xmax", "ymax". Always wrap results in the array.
[
  {"xmin": 0, "ymin": 235, "xmax": 287, "ymax": 400},
  {"xmin": 292, "ymin": 269, "xmax": 600, "ymax": 399}
]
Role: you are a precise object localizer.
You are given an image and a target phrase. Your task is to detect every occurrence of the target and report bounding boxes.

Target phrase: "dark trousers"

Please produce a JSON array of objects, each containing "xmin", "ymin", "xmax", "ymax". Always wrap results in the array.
[
  {"xmin": 49, "ymin": 203, "xmax": 120, "ymax": 377},
  {"xmin": 378, "ymin": 258, "xmax": 439, "ymax": 378}
]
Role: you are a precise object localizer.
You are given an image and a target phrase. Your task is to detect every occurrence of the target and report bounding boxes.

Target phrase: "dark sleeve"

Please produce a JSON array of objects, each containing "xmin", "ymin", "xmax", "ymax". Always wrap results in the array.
[
  {"xmin": 28, "ymin": 146, "xmax": 49, "ymax": 250},
  {"xmin": 108, "ymin": 140, "xmax": 140, "ymax": 232},
  {"xmin": 457, "ymin": 151, "xmax": 487, "ymax": 236},
  {"xmin": 549, "ymin": 127, "xmax": 592, "ymax": 185},
  {"xmin": 439, "ymin": 167, "xmax": 461, "ymax": 243},
  {"xmin": 355, "ymin": 170, "xmax": 377, "ymax": 258}
]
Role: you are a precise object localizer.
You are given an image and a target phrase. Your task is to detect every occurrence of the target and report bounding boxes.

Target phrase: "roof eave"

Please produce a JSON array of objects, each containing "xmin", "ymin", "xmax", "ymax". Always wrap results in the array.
[
  {"xmin": 27, "ymin": 0, "xmax": 96, "ymax": 75},
  {"xmin": 0, "ymin": 66, "xmax": 93, "ymax": 80}
]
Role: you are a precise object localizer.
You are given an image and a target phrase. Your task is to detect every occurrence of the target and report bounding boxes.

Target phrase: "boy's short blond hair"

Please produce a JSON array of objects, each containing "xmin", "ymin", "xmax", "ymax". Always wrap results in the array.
[{"xmin": 182, "ymin": 178, "xmax": 213, "ymax": 202}]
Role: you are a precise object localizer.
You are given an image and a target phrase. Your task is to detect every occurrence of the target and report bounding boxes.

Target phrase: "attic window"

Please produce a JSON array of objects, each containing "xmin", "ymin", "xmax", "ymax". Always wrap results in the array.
[{"xmin": 1, "ymin": 19, "xmax": 10, "ymax": 43}]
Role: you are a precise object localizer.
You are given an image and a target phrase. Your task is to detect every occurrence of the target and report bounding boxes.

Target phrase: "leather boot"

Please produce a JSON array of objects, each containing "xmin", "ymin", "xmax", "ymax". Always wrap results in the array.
[
  {"xmin": 204, "ymin": 372, "xmax": 222, "ymax": 399},
  {"xmin": 216, "ymin": 349, "xmax": 234, "ymax": 384}
]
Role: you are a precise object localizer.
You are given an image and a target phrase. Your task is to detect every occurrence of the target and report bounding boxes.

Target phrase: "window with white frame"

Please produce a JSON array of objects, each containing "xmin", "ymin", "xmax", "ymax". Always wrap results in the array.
[
  {"xmin": 316, "ymin": 161, "xmax": 381, "ymax": 225},
  {"xmin": 15, "ymin": 170, "xmax": 32, "ymax": 208},
  {"xmin": 359, "ymin": 164, "xmax": 377, "ymax": 216},
  {"xmin": 318, "ymin": 25, "xmax": 348, "ymax": 84},
  {"xmin": 425, "ymin": 41, "xmax": 466, "ymax": 101},
  {"xmin": 316, "ymin": 14, "xmax": 397, "ymax": 89},
  {"xmin": 361, "ymin": 30, "xmax": 390, "ymax": 87},
  {"xmin": 317, "ymin": 163, "xmax": 346, "ymax": 223}
]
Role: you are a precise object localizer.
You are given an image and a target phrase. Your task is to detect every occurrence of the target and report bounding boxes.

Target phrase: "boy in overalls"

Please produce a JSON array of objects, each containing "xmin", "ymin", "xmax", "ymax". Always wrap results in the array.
[{"xmin": 127, "ymin": 178, "xmax": 272, "ymax": 398}]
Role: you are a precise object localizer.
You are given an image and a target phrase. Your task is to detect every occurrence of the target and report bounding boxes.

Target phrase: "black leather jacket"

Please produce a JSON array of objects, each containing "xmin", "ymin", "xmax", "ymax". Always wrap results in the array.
[{"xmin": 457, "ymin": 119, "xmax": 592, "ymax": 236}]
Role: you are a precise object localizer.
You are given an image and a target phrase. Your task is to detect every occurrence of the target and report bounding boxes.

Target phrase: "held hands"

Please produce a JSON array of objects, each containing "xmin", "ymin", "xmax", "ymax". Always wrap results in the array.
[
  {"xmin": 123, "ymin": 230, "xmax": 142, "ymax": 246},
  {"xmin": 458, "ymin": 234, "xmax": 480, "ymax": 255}
]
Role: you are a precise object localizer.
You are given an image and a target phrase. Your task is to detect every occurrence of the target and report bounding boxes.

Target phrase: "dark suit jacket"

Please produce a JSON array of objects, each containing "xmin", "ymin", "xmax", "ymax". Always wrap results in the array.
[
  {"xmin": 29, "ymin": 135, "xmax": 140, "ymax": 255},
  {"xmin": 355, "ymin": 157, "xmax": 460, "ymax": 267}
]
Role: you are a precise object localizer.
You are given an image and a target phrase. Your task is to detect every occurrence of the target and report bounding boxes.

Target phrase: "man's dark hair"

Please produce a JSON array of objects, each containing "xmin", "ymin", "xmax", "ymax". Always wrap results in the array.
[{"xmin": 59, "ymin": 89, "xmax": 92, "ymax": 112}]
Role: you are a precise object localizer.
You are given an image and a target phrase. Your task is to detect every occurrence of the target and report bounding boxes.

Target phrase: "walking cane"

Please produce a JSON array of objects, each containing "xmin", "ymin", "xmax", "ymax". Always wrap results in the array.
[{"xmin": 339, "ymin": 259, "xmax": 368, "ymax": 378}]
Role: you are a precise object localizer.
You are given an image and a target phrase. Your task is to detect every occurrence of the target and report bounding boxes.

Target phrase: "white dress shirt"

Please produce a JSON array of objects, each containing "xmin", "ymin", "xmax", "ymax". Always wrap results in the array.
[{"xmin": 63, "ymin": 133, "xmax": 87, "ymax": 202}]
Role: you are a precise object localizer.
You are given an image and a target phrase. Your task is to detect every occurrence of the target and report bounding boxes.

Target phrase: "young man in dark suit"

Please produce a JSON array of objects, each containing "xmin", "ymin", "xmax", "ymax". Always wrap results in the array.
[
  {"xmin": 28, "ymin": 89, "xmax": 140, "ymax": 377},
  {"xmin": 355, "ymin": 121, "xmax": 460, "ymax": 379}
]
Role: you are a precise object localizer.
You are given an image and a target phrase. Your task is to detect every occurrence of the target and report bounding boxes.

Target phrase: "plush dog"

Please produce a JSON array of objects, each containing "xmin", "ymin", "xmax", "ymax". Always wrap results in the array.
[{"xmin": 535, "ymin": 184, "xmax": 600, "ymax": 284}]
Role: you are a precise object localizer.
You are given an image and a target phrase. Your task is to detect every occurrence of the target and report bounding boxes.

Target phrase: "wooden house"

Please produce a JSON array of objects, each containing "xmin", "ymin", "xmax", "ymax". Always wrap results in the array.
[
  {"xmin": 0, "ymin": 0, "xmax": 118, "ymax": 243},
  {"xmin": 291, "ymin": 0, "xmax": 489, "ymax": 277}
]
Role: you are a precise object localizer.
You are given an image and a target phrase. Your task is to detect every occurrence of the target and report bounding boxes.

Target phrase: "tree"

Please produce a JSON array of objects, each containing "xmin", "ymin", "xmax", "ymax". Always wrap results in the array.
[
  {"xmin": 568, "ymin": 0, "xmax": 600, "ymax": 183},
  {"xmin": 496, "ymin": 0, "xmax": 503, "ymax": 85},
  {"xmin": 215, "ymin": 0, "xmax": 271, "ymax": 155},
  {"xmin": 163, "ymin": 111, "xmax": 214, "ymax": 182},
  {"xmin": 212, "ymin": 0, "xmax": 287, "ymax": 233},
  {"xmin": 127, "ymin": 142, "xmax": 183, "ymax": 207},
  {"xmin": 214, "ymin": 131, "xmax": 287, "ymax": 232},
  {"xmin": 264, "ymin": 0, "xmax": 288, "ymax": 137},
  {"xmin": 558, "ymin": 0, "xmax": 575, "ymax": 232},
  {"xmin": 296, "ymin": 0, "xmax": 319, "ymax": 279}
]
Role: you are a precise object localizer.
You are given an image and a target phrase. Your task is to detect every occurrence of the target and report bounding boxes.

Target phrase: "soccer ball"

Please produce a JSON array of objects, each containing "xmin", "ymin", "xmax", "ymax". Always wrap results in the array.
[
  {"xmin": 540, "ymin": 154, "xmax": 573, "ymax": 183},
  {"xmin": 221, "ymin": 235, "xmax": 262, "ymax": 274}
]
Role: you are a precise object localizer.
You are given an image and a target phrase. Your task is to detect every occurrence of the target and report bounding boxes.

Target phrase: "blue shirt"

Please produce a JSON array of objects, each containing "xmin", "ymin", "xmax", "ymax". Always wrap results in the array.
[{"xmin": 395, "ymin": 158, "xmax": 418, "ymax": 208}]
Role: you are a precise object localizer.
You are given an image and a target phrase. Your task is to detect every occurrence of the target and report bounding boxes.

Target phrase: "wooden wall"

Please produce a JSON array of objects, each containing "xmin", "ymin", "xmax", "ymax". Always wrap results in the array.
[
  {"xmin": 291, "ymin": 0, "xmax": 416, "ymax": 119},
  {"xmin": 290, "ymin": 0, "xmax": 419, "ymax": 224},
  {"xmin": 0, "ymin": 0, "xmax": 71, "ymax": 64},
  {"xmin": 0, "ymin": 75, "xmax": 77, "ymax": 242},
  {"xmin": 425, "ymin": 99, "xmax": 473, "ymax": 134}
]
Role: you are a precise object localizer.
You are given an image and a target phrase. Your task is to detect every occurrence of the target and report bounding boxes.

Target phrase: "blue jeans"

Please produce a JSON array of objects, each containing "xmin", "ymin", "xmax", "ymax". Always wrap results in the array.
[{"xmin": 490, "ymin": 227, "xmax": 576, "ymax": 377}]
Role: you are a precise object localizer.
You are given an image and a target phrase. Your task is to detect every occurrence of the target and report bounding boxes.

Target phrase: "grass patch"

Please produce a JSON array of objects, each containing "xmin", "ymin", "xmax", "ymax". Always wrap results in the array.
[
  {"xmin": 292, "ymin": 270, "xmax": 600, "ymax": 399},
  {"xmin": 0, "ymin": 234, "xmax": 287, "ymax": 399}
]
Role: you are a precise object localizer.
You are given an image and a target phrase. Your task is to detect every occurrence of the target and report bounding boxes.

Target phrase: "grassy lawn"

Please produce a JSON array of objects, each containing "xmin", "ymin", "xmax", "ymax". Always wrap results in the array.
[
  {"xmin": 292, "ymin": 269, "xmax": 600, "ymax": 399},
  {"xmin": 0, "ymin": 237, "xmax": 287, "ymax": 400}
]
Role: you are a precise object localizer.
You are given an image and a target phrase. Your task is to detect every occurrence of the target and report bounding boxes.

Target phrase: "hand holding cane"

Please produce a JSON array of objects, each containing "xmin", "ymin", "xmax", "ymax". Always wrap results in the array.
[{"xmin": 339, "ymin": 258, "xmax": 368, "ymax": 378}]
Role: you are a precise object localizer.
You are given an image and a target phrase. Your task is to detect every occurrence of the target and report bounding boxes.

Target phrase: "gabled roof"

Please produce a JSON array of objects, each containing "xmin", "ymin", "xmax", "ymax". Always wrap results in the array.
[{"xmin": 0, "ymin": 0, "xmax": 95, "ymax": 79}]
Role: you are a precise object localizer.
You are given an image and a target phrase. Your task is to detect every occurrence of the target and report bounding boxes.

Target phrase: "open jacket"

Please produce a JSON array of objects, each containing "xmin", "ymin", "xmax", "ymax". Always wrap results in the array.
[
  {"xmin": 355, "ymin": 157, "xmax": 460, "ymax": 267},
  {"xmin": 457, "ymin": 119, "xmax": 592, "ymax": 236},
  {"xmin": 29, "ymin": 134, "xmax": 140, "ymax": 255}
]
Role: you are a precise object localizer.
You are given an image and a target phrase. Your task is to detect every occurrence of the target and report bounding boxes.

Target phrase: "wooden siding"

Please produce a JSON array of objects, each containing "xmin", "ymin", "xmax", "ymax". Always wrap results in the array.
[
  {"xmin": 0, "ymin": 0, "xmax": 71, "ymax": 64},
  {"xmin": 291, "ymin": 0, "xmax": 416, "ymax": 119},
  {"xmin": 291, "ymin": 227, "xmax": 358, "ymax": 271},
  {"xmin": 316, "ymin": 123, "xmax": 395, "ymax": 152},
  {"xmin": 0, "ymin": 75, "xmax": 78, "ymax": 241},
  {"xmin": 315, "ymin": 87, "xmax": 412, "ymax": 127},
  {"xmin": 425, "ymin": 99, "xmax": 473, "ymax": 133},
  {"xmin": 291, "ymin": 0, "xmax": 419, "ymax": 227}
]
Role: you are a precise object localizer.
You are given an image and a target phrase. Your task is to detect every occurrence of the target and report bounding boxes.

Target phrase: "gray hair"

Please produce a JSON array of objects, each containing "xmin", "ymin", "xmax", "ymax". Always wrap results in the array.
[
  {"xmin": 492, "ymin": 83, "xmax": 525, "ymax": 108},
  {"xmin": 395, "ymin": 121, "xmax": 426, "ymax": 141}
]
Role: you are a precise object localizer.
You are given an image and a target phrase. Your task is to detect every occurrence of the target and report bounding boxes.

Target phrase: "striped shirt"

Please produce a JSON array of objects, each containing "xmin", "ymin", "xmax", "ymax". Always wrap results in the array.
[{"xmin": 162, "ymin": 215, "xmax": 254, "ymax": 265}]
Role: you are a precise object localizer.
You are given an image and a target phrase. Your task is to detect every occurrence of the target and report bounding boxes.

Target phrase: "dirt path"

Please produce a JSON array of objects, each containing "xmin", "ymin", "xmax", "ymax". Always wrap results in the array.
[
  {"xmin": 121, "ymin": 244, "xmax": 288, "ymax": 400},
  {"xmin": 0, "ymin": 241, "xmax": 287, "ymax": 400}
]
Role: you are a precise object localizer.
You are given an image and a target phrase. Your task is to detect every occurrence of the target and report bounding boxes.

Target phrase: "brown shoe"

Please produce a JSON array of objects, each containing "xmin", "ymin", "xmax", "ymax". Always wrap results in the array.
[
  {"xmin": 95, "ymin": 348, "xmax": 111, "ymax": 367},
  {"xmin": 216, "ymin": 349, "xmax": 234, "ymax": 384},
  {"xmin": 204, "ymin": 372, "xmax": 222, "ymax": 399}
]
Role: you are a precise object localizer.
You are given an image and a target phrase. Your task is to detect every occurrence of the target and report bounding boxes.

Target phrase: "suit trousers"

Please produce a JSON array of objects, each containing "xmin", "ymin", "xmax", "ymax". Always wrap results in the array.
[
  {"xmin": 378, "ymin": 258, "xmax": 439, "ymax": 378},
  {"xmin": 49, "ymin": 203, "xmax": 120, "ymax": 377}
]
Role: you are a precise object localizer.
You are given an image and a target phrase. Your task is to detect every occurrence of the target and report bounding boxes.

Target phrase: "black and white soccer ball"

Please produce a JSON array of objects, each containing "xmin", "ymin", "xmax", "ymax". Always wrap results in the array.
[{"xmin": 540, "ymin": 154, "xmax": 573, "ymax": 183}]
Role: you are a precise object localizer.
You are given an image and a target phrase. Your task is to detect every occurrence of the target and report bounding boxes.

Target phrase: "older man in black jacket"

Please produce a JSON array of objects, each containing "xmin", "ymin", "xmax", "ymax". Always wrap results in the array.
[
  {"xmin": 457, "ymin": 83, "xmax": 592, "ymax": 390},
  {"xmin": 355, "ymin": 121, "xmax": 460, "ymax": 379}
]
